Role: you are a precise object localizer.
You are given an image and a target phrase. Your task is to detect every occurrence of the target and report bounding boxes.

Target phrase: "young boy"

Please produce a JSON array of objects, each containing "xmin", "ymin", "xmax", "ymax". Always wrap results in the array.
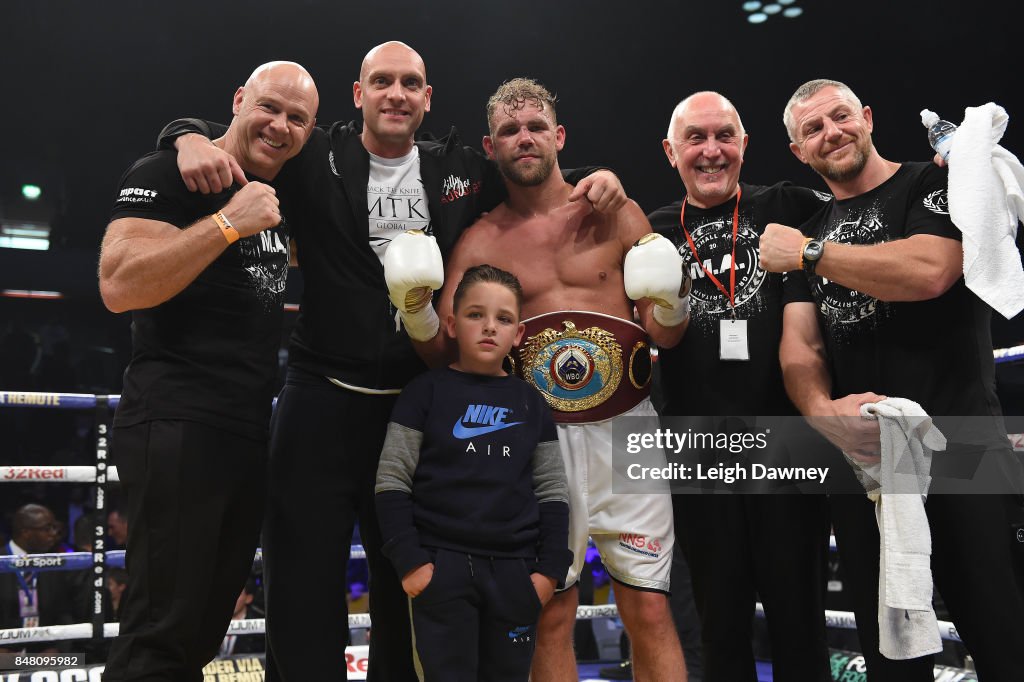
[{"xmin": 375, "ymin": 264, "xmax": 572, "ymax": 681}]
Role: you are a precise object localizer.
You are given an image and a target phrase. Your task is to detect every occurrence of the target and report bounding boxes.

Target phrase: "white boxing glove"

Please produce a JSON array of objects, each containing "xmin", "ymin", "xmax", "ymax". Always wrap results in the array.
[
  {"xmin": 384, "ymin": 230, "xmax": 444, "ymax": 341},
  {"xmin": 624, "ymin": 233, "xmax": 691, "ymax": 327}
]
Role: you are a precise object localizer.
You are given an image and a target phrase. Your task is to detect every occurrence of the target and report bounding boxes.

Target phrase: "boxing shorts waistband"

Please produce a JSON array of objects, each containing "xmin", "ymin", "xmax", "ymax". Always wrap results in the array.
[{"xmin": 510, "ymin": 311, "xmax": 651, "ymax": 424}]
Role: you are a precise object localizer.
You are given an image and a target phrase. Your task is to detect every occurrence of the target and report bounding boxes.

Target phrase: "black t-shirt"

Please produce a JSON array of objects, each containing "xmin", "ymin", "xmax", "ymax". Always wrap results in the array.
[
  {"xmin": 109, "ymin": 150, "xmax": 290, "ymax": 440},
  {"xmin": 797, "ymin": 162, "xmax": 1005, "ymax": 446},
  {"xmin": 647, "ymin": 182, "xmax": 830, "ymax": 417},
  {"xmin": 387, "ymin": 367, "xmax": 558, "ymax": 556}
]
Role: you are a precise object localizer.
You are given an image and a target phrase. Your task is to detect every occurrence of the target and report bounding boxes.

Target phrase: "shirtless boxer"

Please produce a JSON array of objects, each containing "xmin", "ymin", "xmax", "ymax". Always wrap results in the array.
[{"xmin": 386, "ymin": 78, "xmax": 690, "ymax": 681}]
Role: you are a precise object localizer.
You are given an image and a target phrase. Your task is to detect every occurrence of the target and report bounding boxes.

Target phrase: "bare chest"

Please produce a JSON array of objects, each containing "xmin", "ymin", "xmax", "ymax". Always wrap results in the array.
[{"xmin": 476, "ymin": 216, "xmax": 630, "ymax": 317}]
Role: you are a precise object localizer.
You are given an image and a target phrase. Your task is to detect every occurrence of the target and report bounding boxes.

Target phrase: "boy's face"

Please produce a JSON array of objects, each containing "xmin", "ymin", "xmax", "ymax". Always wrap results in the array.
[{"xmin": 446, "ymin": 281, "xmax": 524, "ymax": 376}]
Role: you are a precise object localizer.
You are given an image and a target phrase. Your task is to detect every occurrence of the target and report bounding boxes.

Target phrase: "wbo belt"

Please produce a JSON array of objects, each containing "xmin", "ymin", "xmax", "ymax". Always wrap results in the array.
[{"xmin": 510, "ymin": 311, "xmax": 651, "ymax": 424}]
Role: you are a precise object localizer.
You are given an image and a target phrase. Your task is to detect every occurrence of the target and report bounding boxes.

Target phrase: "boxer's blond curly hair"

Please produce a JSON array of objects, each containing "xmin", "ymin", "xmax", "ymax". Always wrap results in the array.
[{"xmin": 486, "ymin": 78, "xmax": 558, "ymax": 133}]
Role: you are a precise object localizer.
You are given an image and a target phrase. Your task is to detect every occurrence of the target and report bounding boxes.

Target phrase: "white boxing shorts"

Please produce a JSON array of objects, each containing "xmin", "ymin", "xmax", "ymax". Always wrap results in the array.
[{"xmin": 556, "ymin": 398, "xmax": 674, "ymax": 593}]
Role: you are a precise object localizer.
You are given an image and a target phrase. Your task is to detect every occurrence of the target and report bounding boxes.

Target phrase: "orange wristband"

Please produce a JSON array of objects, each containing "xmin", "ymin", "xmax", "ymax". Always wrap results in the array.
[
  {"xmin": 211, "ymin": 212, "xmax": 239, "ymax": 245},
  {"xmin": 799, "ymin": 237, "xmax": 812, "ymax": 271}
]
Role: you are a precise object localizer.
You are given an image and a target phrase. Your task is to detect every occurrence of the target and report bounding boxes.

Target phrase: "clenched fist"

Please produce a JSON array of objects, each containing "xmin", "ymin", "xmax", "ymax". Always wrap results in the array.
[
  {"xmin": 759, "ymin": 222, "xmax": 806, "ymax": 273},
  {"xmin": 220, "ymin": 182, "xmax": 281, "ymax": 237}
]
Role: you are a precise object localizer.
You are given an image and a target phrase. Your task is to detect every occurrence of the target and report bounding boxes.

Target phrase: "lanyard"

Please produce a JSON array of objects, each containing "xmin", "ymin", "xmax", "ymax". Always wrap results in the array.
[
  {"xmin": 680, "ymin": 188, "xmax": 742, "ymax": 316},
  {"xmin": 8, "ymin": 542, "xmax": 36, "ymax": 606}
]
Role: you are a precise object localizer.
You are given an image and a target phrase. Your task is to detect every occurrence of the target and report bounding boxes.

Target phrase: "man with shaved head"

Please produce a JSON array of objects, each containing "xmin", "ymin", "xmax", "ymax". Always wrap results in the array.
[
  {"xmin": 99, "ymin": 61, "xmax": 319, "ymax": 682},
  {"xmin": 156, "ymin": 41, "xmax": 625, "ymax": 680},
  {"xmin": 646, "ymin": 91, "xmax": 832, "ymax": 681}
]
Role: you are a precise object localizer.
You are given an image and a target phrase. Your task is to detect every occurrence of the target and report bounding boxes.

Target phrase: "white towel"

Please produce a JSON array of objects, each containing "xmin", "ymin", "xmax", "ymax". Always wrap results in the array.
[
  {"xmin": 848, "ymin": 398, "xmax": 946, "ymax": 660},
  {"xmin": 945, "ymin": 103, "xmax": 1024, "ymax": 319}
]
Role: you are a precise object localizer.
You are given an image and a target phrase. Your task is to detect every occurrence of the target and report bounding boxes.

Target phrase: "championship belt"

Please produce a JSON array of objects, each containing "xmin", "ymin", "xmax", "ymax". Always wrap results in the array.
[{"xmin": 510, "ymin": 311, "xmax": 651, "ymax": 424}]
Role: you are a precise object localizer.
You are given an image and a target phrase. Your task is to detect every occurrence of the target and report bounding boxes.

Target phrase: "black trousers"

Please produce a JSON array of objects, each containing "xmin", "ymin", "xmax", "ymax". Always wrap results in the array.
[
  {"xmin": 104, "ymin": 420, "xmax": 266, "ymax": 682},
  {"xmin": 830, "ymin": 493, "xmax": 1024, "ymax": 682},
  {"xmin": 409, "ymin": 549, "xmax": 543, "ymax": 682},
  {"xmin": 263, "ymin": 369, "xmax": 413, "ymax": 681},
  {"xmin": 674, "ymin": 494, "xmax": 832, "ymax": 682}
]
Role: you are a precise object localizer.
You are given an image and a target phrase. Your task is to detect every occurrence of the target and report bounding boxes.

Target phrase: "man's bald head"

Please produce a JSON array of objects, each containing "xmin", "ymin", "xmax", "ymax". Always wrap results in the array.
[
  {"xmin": 662, "ymin": 90, "xmax": 748, "ymax": 208},
  {"xmin": 222, "ymin": 60, "xmax": 319, "ymax": 180},
  {"xmin": 243, "ymin": 61, "xmax": 320, "ymax": 113},
  {"xmin": 353, "ymin": 41, "xmax": 432, "ymax": 157},
  {"xmin": 667, "ymin": 91, "xmax": 745, "ymax": 142},
  {"xmin": 360, "ymin": 41, "xmax": 426, "ymax": 82}
]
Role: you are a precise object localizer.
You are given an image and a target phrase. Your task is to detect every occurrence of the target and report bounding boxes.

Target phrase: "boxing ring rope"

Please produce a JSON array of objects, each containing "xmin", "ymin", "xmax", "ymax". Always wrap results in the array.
[
  {"xmin": 1, "ymin": 466, "xmax": 121, "ymax": 483},
  {"xmin": 0, "ymin": 601, "xmax": 967, "ymax": 645},
  {"xmin": 0, "ymin": 546, "xmax": 368, "ymax": 574},
  {"xmin": 994, "ymin": 343, "xmax": 1024, "ymax": 364},
  {"xmin": 4, "ymin": 377, "xmax": 1022, "ymax": 658}
]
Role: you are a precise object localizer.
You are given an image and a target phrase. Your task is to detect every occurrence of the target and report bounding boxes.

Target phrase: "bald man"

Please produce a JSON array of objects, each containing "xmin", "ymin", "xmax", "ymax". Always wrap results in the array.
[
  {"xmin": 646, "ymin": 91, "xmax": 832, "ymax": 681},
  {"xmin": 155, "ymin": 42, "xmax": 625, "ymax": 681},
  {"xmin": 99, "ymin": 61, "xmax": 318, "ymax": 682}
]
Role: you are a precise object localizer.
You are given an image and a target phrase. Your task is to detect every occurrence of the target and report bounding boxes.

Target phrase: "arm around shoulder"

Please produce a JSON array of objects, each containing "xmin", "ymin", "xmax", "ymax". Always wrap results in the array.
[
  {"xmin": 155, "ymin": 119, "xmax": 244, "ymax": 194},
  {"xmin": 567, "ymin": 169, "xmax": 628, "ymax": 213},
  {"xmin": 175, "ymin": 133, "xmax": 247, "ymax": 195},
  {"xmin": 156, "ymin": 118, "xmax": 224, "ymax": 150}
]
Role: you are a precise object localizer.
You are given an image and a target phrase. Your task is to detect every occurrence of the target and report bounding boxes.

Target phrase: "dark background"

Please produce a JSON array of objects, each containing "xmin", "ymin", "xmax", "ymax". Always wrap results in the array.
[{"xmin": 0, "ymin": 0, "xmax": 1022, "ymax": 393}]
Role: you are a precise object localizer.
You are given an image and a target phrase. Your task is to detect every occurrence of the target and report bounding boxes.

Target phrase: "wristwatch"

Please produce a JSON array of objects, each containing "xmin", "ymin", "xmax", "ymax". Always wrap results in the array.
[{"xmin": 801, "ymin": 238, "xmax": 825, "ymax": 275}]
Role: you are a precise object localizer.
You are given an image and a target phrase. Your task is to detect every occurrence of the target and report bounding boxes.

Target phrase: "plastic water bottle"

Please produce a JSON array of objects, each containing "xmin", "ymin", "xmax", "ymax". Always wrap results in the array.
[{"xmin": 920, "ymin": 109, "xmax": 957, "ymax": 162}]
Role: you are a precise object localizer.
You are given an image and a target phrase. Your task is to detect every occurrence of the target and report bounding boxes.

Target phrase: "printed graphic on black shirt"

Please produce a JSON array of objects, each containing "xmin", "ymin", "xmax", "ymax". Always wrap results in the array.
[
  {"xmin": 452, "ymin": 402, "xmax": 525, "ymax": 441},
  {"xmin": 648, "ymin": 182, "xmax": 830, "ymax": 417},
  {"xmin": 810, "ymin": 176, "xmax": 951, "ymax": 343},
  {"xmin": 680, "ymin": 215, "xmax": 767, "ymax": 332},
  {"xmin": 440, "ymin": 173, "xmax": 481, "ymax": 205},
  {"xmin": 923, "ymin": 188, "xmax": 949, "ymax": 215},
  {"xmin": 238, "ymin": 225, "xmax": 289, "ymax": 311},
  {"xmin": 811, "ymin": 201, "xmax": 889, "ymax": 333},
  {"xmin": 116, "ymin": 186, "xmax": 159, "ymax": 204}
]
